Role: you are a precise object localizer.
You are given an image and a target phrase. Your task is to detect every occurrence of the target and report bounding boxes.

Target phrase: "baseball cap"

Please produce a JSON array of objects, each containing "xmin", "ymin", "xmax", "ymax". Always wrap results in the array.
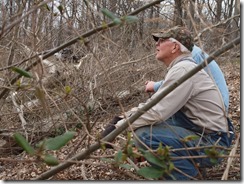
[{"xmin": 152, "ymin": 26, "xmax": 194, "ymax": 51}]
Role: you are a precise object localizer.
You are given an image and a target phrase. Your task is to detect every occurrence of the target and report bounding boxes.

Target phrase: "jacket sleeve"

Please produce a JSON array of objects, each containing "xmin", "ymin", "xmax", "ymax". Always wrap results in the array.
[
  {"xmin": 153, "ymin": 80, "xmax": 164, "ymax": 92},
  {"xmin": 125, "ymin": 63, "xmax": 195, "ymax": 130}
]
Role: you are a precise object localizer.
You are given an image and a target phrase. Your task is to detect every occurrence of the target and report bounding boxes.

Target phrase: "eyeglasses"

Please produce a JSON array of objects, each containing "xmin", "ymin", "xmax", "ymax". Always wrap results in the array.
[{"xmin": 156, "ymin": 38, "xmax": 170, "ymax": 45}]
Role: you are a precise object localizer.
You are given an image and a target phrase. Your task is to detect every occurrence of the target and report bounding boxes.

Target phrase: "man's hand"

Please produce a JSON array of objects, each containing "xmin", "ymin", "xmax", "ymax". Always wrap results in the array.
[{"xmin": 145, "ymin": 81, "xmax": 155, "ymax": 92}]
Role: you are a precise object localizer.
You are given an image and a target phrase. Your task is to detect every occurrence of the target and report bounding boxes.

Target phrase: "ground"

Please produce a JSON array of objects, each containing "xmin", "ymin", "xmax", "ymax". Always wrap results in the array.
[{"xmin": 0, "ymin": 59, "xmax": 240, "ymax": 180}]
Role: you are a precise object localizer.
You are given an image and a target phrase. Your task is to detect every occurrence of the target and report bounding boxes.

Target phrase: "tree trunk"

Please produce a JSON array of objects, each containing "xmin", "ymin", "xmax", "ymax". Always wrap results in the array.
[
  {"xmin": 174, "ymin": 0, "xmax": 183, "ymax": 26},
  {"xmin": 216, "ymin": 0, "xmax": 223, "ymax": 22},
  {"xmin": 231, "ymin": 0, "xmax": 240, "ymax": 39}
]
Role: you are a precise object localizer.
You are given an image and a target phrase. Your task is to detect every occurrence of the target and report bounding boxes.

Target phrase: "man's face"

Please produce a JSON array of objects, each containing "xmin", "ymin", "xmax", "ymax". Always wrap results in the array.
[{"xmin": 155, "ymin": 38, "xmax": 176, "ymax": 63}]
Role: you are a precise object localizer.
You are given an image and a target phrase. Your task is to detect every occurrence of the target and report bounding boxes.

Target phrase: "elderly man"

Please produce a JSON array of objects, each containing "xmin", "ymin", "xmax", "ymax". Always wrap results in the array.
[
  {"xmin": 101, "ymin": 26, "xmax": 234, "ymax": 180},
  {"xmin": 145, "ymin": 44, "xmax": 229, "ymax": 113}
]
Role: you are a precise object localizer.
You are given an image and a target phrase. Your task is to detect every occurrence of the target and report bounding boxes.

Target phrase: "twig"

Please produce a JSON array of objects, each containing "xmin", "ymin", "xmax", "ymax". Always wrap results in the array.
[
  {"xmin": 171, "ymin": 154, "xmax": 239, "ymax": 160},
  {"xmin": 171, "ymin": 144, "xmax": 231, "ymax": 152},
  {"xmin": 65, "ymin": 117, "xmax": 98, "ymax": 159},
  {"xmin": 221, "ymin": 133, "xmax": 240, "ymax": 180},
  {"xmin": 96, "ymin": 53, "xmax": 155, "ymax": 78},
  {"xmin": 0, "ymin": 157, "xmax": 35, "ymax": 163},
  {"xmin": 81, "ymin": 164, "xmax": 88, "ymax": 180},
  {"xmin": 194, "ymin": 14, "xmax": 240, "ymax": 41},
  {"xmin": 10, "ymin": 92, "xmax": 28, "ymax": 139},
  {"xmin": 126, "ymin": 157, "xmax": 139, "ymax": 171},
  {"xmin": 173, "ymin": 167, "xmax": 198, "ymax": 180}
]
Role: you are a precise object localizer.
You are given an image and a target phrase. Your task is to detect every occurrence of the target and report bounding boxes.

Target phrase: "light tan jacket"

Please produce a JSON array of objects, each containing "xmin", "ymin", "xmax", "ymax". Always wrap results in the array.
[{"xmin": 123, "ymin": 54, "xmax": 227, "ymax": 133}]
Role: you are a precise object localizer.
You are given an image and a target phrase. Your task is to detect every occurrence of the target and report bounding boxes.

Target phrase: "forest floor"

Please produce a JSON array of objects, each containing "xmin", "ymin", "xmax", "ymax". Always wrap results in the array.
[{"xmin": 0, "ymin": 58, "xmax": 240, "ymax": 181}]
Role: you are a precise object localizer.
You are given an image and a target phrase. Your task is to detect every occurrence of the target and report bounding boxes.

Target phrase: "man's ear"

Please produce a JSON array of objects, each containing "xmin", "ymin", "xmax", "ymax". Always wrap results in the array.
[{"xmin": 172, "ymin": 43, "xmax": 179, "ymax": 53}]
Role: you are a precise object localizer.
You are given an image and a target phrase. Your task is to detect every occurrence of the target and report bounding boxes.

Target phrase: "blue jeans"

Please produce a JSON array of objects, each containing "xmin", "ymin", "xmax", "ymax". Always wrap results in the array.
[{"xmin": 134, "ymin": 111, "xmax": 234, "ymax": 180}]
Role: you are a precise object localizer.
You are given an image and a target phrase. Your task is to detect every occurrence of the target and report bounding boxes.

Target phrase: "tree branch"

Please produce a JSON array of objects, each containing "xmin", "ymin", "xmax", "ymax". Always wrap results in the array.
[
  {"xmin": 194, "ymin": 14, "xmax": 240, "ymax": 42},
  {"xmin": 221, "ymin": 133, "xmax": 240, "ymax": 180}
]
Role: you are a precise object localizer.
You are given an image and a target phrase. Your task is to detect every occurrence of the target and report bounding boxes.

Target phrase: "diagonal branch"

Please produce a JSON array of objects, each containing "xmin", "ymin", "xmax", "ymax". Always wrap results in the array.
[{"xmin": 34, "ymin": 36, "xmax": 240, "ymax": 180}]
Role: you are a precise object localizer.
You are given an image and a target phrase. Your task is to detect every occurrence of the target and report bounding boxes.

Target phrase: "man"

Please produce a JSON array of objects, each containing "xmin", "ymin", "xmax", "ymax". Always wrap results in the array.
[
  {"xmin": 145, "ymin": 44, "xmax": 229, "ymax": 113},
  {"xmin": 101, "ymin": 26, "xmax": 234, "ymax": 180}
]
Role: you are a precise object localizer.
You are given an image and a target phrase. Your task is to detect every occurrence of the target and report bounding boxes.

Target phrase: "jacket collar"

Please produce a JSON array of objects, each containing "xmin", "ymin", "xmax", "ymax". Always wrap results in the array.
[{"xmin": 167, "ymin": 53, "xmax": 192, "ymax": 70}]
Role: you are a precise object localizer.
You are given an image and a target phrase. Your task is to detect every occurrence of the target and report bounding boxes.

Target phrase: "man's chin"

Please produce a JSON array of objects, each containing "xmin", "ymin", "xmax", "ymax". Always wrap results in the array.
[{"xmin": 155, "ymin": 55, "xmax": 161, "ymax": 61}]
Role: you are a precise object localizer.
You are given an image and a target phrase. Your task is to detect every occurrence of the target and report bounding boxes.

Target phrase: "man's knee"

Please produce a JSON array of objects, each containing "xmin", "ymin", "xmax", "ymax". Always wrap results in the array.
[{"xmin": 133, "ymin": 126, "xmax": 151, "ymax": 149}]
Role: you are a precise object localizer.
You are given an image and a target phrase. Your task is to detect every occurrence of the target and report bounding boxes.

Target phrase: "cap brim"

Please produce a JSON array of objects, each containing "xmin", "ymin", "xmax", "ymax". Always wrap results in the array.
[
  {"xmin": 152, "ymin": 32, "xmax": 167, "ymax": 42},
  {"xmin": 152, "ymin": 35, "xmax": 159, "ymax": 42}
]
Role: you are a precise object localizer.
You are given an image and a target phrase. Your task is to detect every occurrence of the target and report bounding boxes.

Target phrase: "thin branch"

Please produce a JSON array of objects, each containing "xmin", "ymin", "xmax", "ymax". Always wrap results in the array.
[
  {"xmin": 173, "ymin": 167, "xmax": 198, "ymax": 180},
  {"xmin": 126, "ymin": 157, "xmax": 139, "ymax": 171},
  {"xmin": 194, "ymin": 14, "xmax": 240, "ymax": 42},
  {"xmin": 0, "ymin": 157, "xmax": 35, "ymax": 163},
  {"xmin": 81, "ymin": 164, "xmax": 88, "ymax": 180},
  {"xmin": 171, "ymin": 144, "xmax": 232, "ymax": 152},
  {"xmin": 221, "ymin": 133, "xmax": 240, "ymax": 180},
  {"xmin": 171, "ymin": 154, "xmax": 239, "ymax": 160},
  {"xmin": 96, "ymin": 53, "xmax": 155, "ymax": 78},
  {"xmin": 34, "ymin": 36, "xmax": 240, "ymax": 181},
  {"xmin": 10, "ymin": 92, "xmax": 28, "ymax": 139}
]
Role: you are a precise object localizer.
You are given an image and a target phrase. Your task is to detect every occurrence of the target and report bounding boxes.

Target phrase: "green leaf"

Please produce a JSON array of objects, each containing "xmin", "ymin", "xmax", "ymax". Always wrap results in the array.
[
  {"xmin": 181, "ymin": 135, "xmax": 199, "ymax": 142},
  {"xmin": 157, "ymin": 142, "xmax": 163, "ymax": 155},
  {"xmin": 11, "ymin": 67, "xmax": 32, "ymax": 78},
  {"xmin": 100, "ymin": 157, "xmax": 114, "ymax": 164},
  {"xmin": 209, "ymin": 158, "xmax": 218, "ymax": 164},
  {"xmin": 204, "ymin": 147, "xmax": 218, "ymax": 158},
  {"xmin": 64, "ymin": 86, "xmax": 72, "ymax": 94},
  {"xmin": 35, "ymin": 140, "xmax": 45, "ymax": 150},
  {"xmin": 42, "ymin": 154, "xmax": 59, "ymax": 166},
  {"xmin": 101, "ymin": 21, "xmax": 108, "ymax": 29},
  {"xmin": 16, "ymin": 79, "xmax": 21, "ymax": 87},
  {"xmin": 119, "ymin": 164, "xmax": 134, "ymax": 170},
  {"xmin": 101, "ymin": 8, "xmax": 117, "ymax": 20},
  {"xmin": 204, "ymin": 147, "xmax": 220, "ymax": 164},
  {"xmin": 143, "ymin": 151, "xmax": 166, "ymax": 169},
  {"xmin": 127, "ymin": 145, "xmax": 133, "ymax": 156},
  {"xmin": 100, "ymin": 143, "xmax": 106, "ymax": 151},
  {"xmin": 137, "ymin": 166, "xmax": 164, "ymax": 179},
  {"xmin": 123, "ymin": 15, "xmax": 139, "ymax": 24},
  {"xmin": 44, "ymin": 4, "xmax": 50, "ymax": 11},
  {"xmin": 169, "ymin": 162, "xmax": 174, "ymax": 172},
  {"xmin": 113, "ymin": 18, "xmax": 122, "ymax": 25},
  {"xmin": 115, "ymin": 150, "xmax": 123, "ymax": 164},
  {"xmin": 78, "ymin": 37, "xmax": 85, "ymax": 43},
  {"xmin": 127, "ymin": 132, "xmax": 132, "ymax": 141},
  {"xmin": 13, "ymin": 133, "xmax": 35, "ymax": 155},
  {"xmin": 42, "ymin": 131, "xmax": 75, "ymax": 150}
]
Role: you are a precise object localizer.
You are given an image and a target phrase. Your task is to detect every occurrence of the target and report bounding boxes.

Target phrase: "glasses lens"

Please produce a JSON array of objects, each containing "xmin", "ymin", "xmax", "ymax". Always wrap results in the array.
[{"xmin": 157, "ymin": 38, "xmax": 166, "ymax": 44}]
